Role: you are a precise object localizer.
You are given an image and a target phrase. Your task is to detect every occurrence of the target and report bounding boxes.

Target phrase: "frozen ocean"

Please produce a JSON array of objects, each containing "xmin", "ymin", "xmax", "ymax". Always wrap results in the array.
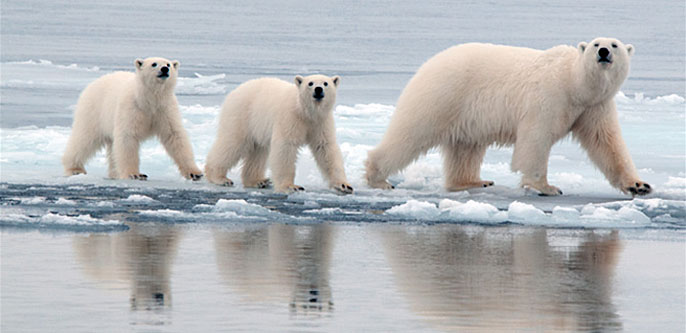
[{"xmin": 1, "ymin": 0, "xmax": 685, "ymax": 332}]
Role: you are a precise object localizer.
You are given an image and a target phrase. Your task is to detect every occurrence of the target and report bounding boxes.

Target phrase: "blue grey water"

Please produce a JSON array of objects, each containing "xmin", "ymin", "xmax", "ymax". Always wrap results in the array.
[{"xmin": 1, "ymin": 0, "xmax": 685, "ymax": 332}]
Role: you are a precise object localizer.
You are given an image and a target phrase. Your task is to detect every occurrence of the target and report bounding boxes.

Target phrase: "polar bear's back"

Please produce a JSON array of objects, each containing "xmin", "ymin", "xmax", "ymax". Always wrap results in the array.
[
  {"xmin": 390, "ymin": 43, "xmax": 577, "ymax": 145},
  {"xmin": 219, "ymin": 77, "xmax": 298, "ymax": 145},
  {"xmin": 74, "ymin": 71, "xmax": 135, "ymax": 135}
]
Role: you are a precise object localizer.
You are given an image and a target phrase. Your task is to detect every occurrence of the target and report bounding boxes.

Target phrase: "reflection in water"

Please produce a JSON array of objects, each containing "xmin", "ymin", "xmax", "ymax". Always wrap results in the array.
[
  {"xmin": 214, "ymin": 223, "xmax": 334, "ymax": 313},
  {"xmin": 73, "ymin": 223, "xmax": 180, "ymax": 313},
  {"xmin": 379, "ymin": 226, "xmax": 622, "ymax": 332}
]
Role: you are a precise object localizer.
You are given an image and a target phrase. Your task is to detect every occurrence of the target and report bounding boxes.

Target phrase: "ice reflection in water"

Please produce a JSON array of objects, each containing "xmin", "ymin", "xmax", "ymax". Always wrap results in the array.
[
  {"xmin": 379, "ymin": 226, "xmax": 622, "ymax": 332},
  {"xmin": 213, "ymin": 224, "xmax": 334, "ymax": 314}
]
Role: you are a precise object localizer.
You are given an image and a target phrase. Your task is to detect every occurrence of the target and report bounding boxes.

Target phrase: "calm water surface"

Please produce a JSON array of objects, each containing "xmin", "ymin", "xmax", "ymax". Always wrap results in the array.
[{"xmin": 2, "ymin": 224, "xmax": 684, "ymax": 332}]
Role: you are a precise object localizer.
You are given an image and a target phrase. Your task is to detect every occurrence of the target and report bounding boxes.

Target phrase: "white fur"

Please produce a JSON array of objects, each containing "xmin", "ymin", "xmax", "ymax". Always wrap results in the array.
[
  {"xmin": 366, "ymin": 38, "xmax": 651, "ymax": 196},
  {"xmin": 62, "ymin": 57, "xmax": 202, "ymax": 180},
  {"xmin": 205, "ymin": 75, "xmax": 352, "ymax": 194}
]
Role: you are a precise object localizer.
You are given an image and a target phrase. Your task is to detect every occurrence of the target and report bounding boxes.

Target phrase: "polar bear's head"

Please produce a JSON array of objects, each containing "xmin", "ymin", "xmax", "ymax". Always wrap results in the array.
[
  {"xmin": 294, "ymin": 74, "xmax": 340, "ymax": 114},
  {"xmin": 576, "ymin": 38, "xmax": 633, "ymax": 101},
  {"xmin": 577, "ymin": 37, "xmax": 633, "ymax": 76},
  {"xmin": 134, "ymin": 57, "xmax": 180, "ymax": 89}
]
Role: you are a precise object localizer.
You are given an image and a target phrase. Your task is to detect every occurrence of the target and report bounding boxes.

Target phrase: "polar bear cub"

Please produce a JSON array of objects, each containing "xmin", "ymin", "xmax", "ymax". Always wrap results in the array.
[
  {"xmin": 366, "ymin": 38, "xmax": 651, "ymax": 196},
  {"xmin": 205, "ymin": 75, "xmax": 353, "ymax": 194},
  {"xmin": 62, "ymin": 57, "xmax": 203, "ymax": 181}
]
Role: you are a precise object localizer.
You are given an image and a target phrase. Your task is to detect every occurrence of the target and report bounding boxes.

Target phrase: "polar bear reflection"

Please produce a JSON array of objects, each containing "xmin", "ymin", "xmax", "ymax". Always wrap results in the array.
[
  {"xmin": 379, "ymin": 226, "xmax": 621, "ymax": 332},
  {"xmin": 213, "ymin": 224, "xmax": 334, "ymax": 313},
  {"xmin": 73, "ymin": 224, "xmax": 180, "ymax": 311}
]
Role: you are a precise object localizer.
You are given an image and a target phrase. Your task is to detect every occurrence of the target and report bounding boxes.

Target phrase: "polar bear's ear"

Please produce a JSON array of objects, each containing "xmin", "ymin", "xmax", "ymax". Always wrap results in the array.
[
  {"xmin": 294, "ymin": 75, "xmax": 304, "ymax": 87},
  {"xmin": 577, "ymin": 42, "xmax": 587, "ymax": 54},
  {"xmin": 172, "ymin": 60, "xmax": 180, "ymax": 69},
  {"xmin": 135, "ymin": 58, "xmax": 144, "ymax": 70},
  {"xmin": 625, "ymin": 44, "xmax": 634, "ymax": 56},
  {"xmin": 332, "ymin": 76, "xmax": 340, "ymax": 87}
]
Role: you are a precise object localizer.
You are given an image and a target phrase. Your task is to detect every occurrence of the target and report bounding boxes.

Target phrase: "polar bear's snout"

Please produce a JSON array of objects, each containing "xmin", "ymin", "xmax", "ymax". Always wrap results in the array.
[
  {"xmin": 313, "ymin": 86, "xmax": 325, "ymax": 100},
  {"xmin": 597, "ymin": 47, "xmax": 612, "ymax": 64},
  {"xmin": 157, "ymin": 65, "xmax": 170, "ymax": 78}
]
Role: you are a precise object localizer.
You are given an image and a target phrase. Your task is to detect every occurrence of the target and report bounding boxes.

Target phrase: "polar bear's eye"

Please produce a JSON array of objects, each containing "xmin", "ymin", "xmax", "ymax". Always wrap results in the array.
[
  {"xmin": 151, "ymin": 63, "xmax": 157, "ymax": 68},
  {"xmin": 593, "ymin": 43, "xmax": 599, "ymax": 47},
  {"xmin": 611, "ymin": 43, "xmax": 617, "ymax": 48},
  {"xmin": 308, "ymin": 82, "xmax": 313, "ymax": 87},
  {"xmin": 324, "ymin": 82, "xmax": 328, "ymax": 86}
]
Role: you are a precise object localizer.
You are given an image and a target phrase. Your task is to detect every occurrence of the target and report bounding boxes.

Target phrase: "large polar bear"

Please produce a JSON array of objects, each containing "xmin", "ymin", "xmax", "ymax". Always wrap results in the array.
[
  {"xmin": 204, "ymin": 75, "xmax": 353, "ymax": 194},
  {"xmin": 366, "ymin": 37, "xmax": 651, "ymax": 196},
  {"xmin": 62, "ymin": 57, "xmax": 203, "ymax": 181}
]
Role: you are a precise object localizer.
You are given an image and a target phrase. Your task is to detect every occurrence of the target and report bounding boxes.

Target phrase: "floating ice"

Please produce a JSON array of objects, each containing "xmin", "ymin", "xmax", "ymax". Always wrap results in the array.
[
  {"xmin": 0, "ymin": 212, "xmax": 125, "ymax": 232},
  {"xmin": 55, "ymin": 197, "xmax": 76, "ymax": 205},
  {"xmin": 176, "ymin": 73, "xmax": 227, "ymax": 95},
  {"xmin": 212, "ymin": 199, "xmax": 275, "ymax": 217},
  {"xmin": 439, "ymin": 199, "xmax": 508, "ymax": 223},
  {"xmin": 120, "ymin": 194, "xmax": 157, "ymax": 204},
  {"xmin": 386, "ymin": 200, "xmax": 441, "ymax": 220},
  {"xmin": 8, "ymin": 59, "xmax": 100, "ymax": 72},
  {"xmin": 507, "ymin": 201, "xmax": 548, "ymax": 224}
]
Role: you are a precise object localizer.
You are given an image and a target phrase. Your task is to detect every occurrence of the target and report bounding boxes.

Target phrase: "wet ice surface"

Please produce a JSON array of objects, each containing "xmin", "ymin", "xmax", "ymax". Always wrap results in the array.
[{"xmin": 1, "ymin": 0, "xmax": 685, "ymax": 331}]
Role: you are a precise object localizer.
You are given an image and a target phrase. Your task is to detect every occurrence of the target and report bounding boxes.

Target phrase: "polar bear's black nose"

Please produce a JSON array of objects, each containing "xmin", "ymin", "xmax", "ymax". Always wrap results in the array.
[
  {"xmin": 161, "ymin": 66, "xmax": 169, "ymax": 74},
  {"xmin": 313, "ymin": 86, "xmax": 324, "ymax": 100},
  {"xmin": 598, "ymin": 47, "xmax": 610, "ymax": 58}
]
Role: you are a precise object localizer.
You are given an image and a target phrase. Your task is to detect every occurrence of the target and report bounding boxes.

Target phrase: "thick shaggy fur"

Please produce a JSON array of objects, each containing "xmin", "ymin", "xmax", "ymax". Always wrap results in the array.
[
  {"xmin": 62, "ymin": 57, "xmax": 202, "ymax": 181},
  {"xmin": 366, "ymin": 38, "xmax": 651, "ymax": 196},
  {"xmin": 205, "ymin": 75, "xmax": 352, "ymax": 194}
]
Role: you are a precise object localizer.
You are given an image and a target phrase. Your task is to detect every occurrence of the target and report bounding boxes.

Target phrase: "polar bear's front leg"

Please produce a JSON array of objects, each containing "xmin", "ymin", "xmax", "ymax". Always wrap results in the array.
[
  {"xmin": 270, "ymin": 139, "xmax": 304, "ymax": 193},
  {"xmin": 158, "ymin": 115, "xmax": 203, "ymax": 181},
  {"xmin": 309, "ymin": 125, "xmax": 353, "ymax": 194},
  {"xmin": 511, "ymin": 127, "xmax": 561, "ymax": 196},
  {"xmin": 113, "ymin": 134, "xmax": 145, "ymax": 180},
  {"xmin": 572, "ymin": 103, "xmax": 651, "ymax": 196}
]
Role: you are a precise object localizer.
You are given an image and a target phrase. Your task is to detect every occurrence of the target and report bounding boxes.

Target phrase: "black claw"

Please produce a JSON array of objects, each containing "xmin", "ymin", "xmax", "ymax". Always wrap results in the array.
[
  {"xmin": 223, "ymin": 180, "xmax": 234, "ymax": 187},
  {"xmin": 390, "ymin": 185, "xmax": 395, "ymax": 189},
  {"xmin": 558, "ymin": 190, "xmax": 563, "ymax": 195},
  {"xmin": 628, "ymin": 187, "xmax": 637, "ymax": 194},
  {"xmin": 644, "ymin": 183, "xmax": 651, "ymax": 189},
  {"xmin": 190, "ymin": 173, "xmax": 203, "ymax": 181},
  {"xmin": 635, "ymin": 182, "xmax": 640, "ymax": 187}
]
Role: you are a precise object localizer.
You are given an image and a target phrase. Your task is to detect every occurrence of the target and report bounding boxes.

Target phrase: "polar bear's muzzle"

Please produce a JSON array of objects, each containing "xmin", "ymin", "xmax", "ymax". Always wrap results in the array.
[
  {"xmin": 157, "ymin": 66, "xmax": 170, "ymax": 79},
  {"xmin": 313, "ymin": 86, "xmax": 325, "ymax": 101},
  {"xmin": 597, "ymin": 47, "xmax": 612, "ymax": 64}
]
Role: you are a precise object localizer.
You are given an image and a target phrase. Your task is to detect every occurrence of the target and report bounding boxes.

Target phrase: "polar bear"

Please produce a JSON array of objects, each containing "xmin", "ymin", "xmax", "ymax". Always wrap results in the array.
[
  {"xmin": 204, "ymin": 75, "xmax": 353, "ymax": 194},
  {"xmin": 62, "ymin": 57, "xmax": 203, "ymax": 181},
  {"xmin": 366, "ymin": 37, "xmax": 651, "ymax": 196}
]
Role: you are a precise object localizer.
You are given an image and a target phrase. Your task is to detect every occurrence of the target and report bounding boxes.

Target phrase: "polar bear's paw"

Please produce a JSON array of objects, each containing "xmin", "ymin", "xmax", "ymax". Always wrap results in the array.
[
  {"xmin": 523, "ymin": 183, "xmax": 563, "ymax": 196},
  {"xmin": 129, "ymin": 174, "xmax": 148, "ymax": 181},
  {"xmin": 335, "ymin": 182, "xmax": 354, "ymax": 194},
  {"xmin": 368, "ymin": 180, "xmax": 395, "ymax": 190},
  {"xmin": 447, "ymin": 180, "xmax": 494, "ymax": 192},
  {"xmin": 66, "ymin": 167, "xmax": 87, "ymax": 176},
  {"xmin": 288, "ymin": 184, "xmax": 305, "ymax": 192},
  {"xmin": 275, "ymin": 184, "xmax": 305, "ymax": 193},
  {"xmin": 256, "ymin": 178, "xmax": 272, "ymax": 189},
  {"xmin": 189, "ymin": 173, "xmax": 203, "ymax": 181},
  {"xmin": 624, "ymin": 181, "xmax": 651, "ymax": 196},
  {"xmin": 245, "ymin": 178, "xmax": 272, "ymax": 189}
]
